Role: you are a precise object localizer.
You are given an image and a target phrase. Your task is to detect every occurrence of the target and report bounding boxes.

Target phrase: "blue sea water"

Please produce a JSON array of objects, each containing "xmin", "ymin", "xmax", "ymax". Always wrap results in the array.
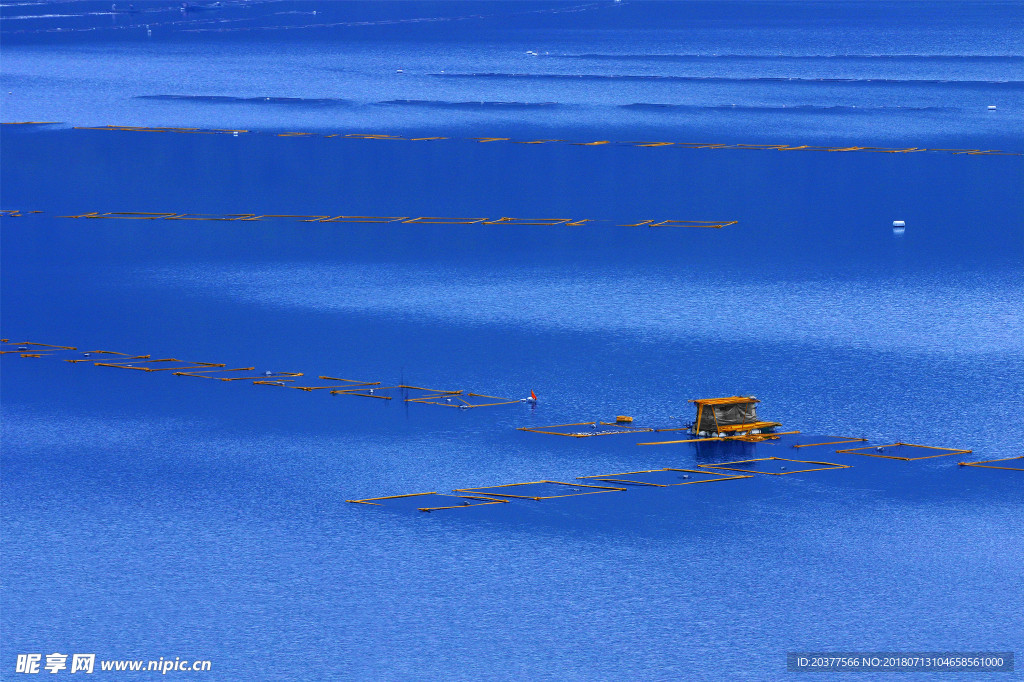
[{"xmin": 2, "ymin": 1, "xmax": 1023, "ymax": 680}]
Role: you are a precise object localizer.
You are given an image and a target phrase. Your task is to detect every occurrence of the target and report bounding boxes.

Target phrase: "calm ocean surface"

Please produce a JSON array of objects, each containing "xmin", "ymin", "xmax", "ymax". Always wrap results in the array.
[{"xmin": 2, "ymin": 2, "xmax": 1022, "ymax": 679}]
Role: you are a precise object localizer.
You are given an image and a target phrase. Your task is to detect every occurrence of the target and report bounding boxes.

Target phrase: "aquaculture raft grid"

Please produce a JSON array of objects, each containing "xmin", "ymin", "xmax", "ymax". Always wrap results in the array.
[
  {"xmin": 577, "ymin": 468, "xmax": 752, "ymax": 487},
  {"xmin": 957, "ymin": 456, "xmax": 1024, "ymax": 471},
  {"xmin": 835, "ymin": 443, "xmax": 972, "ymax": 461},
  {"xmin": 698, "ymin": 457, "xmax": 851, "ymax": 475}
]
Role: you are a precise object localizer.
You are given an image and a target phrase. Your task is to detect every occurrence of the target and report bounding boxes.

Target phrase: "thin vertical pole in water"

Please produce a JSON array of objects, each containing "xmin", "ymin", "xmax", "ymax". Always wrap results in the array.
[{"xmin": 401, "ymin": 366, "xmax": 410, "ymax": 416}]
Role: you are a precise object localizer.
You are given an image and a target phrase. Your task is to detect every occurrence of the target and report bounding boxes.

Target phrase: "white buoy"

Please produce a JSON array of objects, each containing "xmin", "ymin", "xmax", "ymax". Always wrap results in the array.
[{"xmin": 893, "ymin": 220, "xmax": 905, "ymax": 227}]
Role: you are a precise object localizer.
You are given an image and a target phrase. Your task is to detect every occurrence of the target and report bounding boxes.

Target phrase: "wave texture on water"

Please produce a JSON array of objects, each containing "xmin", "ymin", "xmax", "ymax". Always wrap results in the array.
[
  {"xmin": 431, "ymin": 72, "xmax": 1024, "ymax": 88},
  {"xmin": 141, "ymin": 263, "xmax": 1024, "ymax": 359},
  {"xmin": 548, "ymin": 53, "xmax": 1024, "ymax": 62},
  {"xmin": 137, "ymin": 94, "xmax": 354, "ymax": 106}
]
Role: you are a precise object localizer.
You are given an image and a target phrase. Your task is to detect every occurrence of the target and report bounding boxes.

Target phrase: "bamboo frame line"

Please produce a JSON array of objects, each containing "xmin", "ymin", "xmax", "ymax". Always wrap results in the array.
[
  {"xmin": 697, "ymin": 457, "xmax": 851, "ymax": 475},
  {"xmin": 346, "ymin": 492, "xmax": 509, "ymax": 511},
  {"xmin": 175, "ymin": 367, "xmax": 257, "ymax": 377},
  {"xmin": 1, "ymin": 349, "xmax": 73, "ymax": 356},
  {"xmin": 412, "ymin": 397, "xmax": 522, "ymax": 408},
  {"xmin": 99, "ymin": 359, "xmax": 228, "ymax": 372},
  {"xmin": 68, "ymin": 352, "xmax": 151, "ymax": 363},
  {"xmin": 217, "ymin": 372, "xmax": 304, "ymax": 382},
  {"xmin": 397, "ymin": 384, "xmax": 463, "ymax": 393},
  {"xmin": 270, "ymin": 383, "xmax": 359, "ymax": 391},
  {"xmin": 638, "ymin": 430, "xmax": 802, "ymax": 445},
  {"xmin": 332, "ymin": 385, "xmax": 519, "ymax": 407},
  {"xmin": 518, "ymin": 421, "xmax": 665, "ymax": 437},
  {"xmin": 347, "ymin": 492, "xmax": 439, "ymax": 506},
  {"xmin": 2, "ymin": 339, "xmax": 522, "ymax": 410},
  {"xmin": 835, "ymin": 443, "xmax": 972, "ymax": 461},
  {"xmin": 328, "ymin": 384, "xmax": 521, "ymax": 407},
  {"xmin": 957, "ymin": 456, "xmax": 1024, "ymax": 472},
  {"xmin": 321, "ymin": 376, "xmax": 382, "ymax": 385},
  {"xmin": 578, "ymin": 468, "xmax": 753, "ymax": 486},
  {"xmin": 52, "ymin": 210, "xmax": 737, "ymax": 229},
  {"xmin": 135, "ymin": 363, "xmax": 226, "ymax": 372},
  {"xmin": 418, "ymin": 495, "xmax": 512, "ymax": 512},
  {"xmin": 405, "ymin": 394, "xmax": 464, "ymax": 403},
  {"xmin": 792, "ymin": 437, "xmax": 868, "ymax": 449},
  {"xmin": 93, "ymin": 358, "xmax": 173, "ymax": 369},
  {"xmin": 329, "ymin": 384, "xmax": 415, "ymax": 398},
  {"xmin": 330, "ymin": 390, "xmax": 392, "ymax": 400},
  {"xmin": 254, "ymin": 375, "xmax": 380, "ymax": 391},
  {"xmin": 44, "ymin": 125, "xmax": 1022, "ymax": 155},
  {"xmin": 0, "ymin": 340, "xmax": 77, "ymax": 350},
  {"xmin": 585, "ymin": 477, "xmax": 668, "ymax": 487},
  {"xmin": 454, "ymin": 481, "xmax": 628, "ymax": 500},
  {"xmin": 517, "ymin": 422, "xmax": 598, "ymax": 437}
]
